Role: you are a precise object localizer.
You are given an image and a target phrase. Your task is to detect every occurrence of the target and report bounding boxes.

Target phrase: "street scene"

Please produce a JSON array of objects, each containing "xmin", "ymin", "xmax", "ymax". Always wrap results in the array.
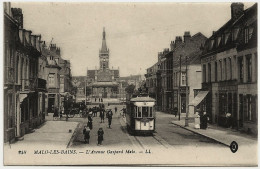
[{"xmin": 3, "ymin": 2, "xmax": 258, "ymax": 166}]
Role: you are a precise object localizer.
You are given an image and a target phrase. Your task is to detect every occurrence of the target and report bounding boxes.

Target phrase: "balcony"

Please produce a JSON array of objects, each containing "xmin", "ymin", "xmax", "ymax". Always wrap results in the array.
[{"xmin": 22, "ymin": 78, "xmax": 47, "ymax": 92}]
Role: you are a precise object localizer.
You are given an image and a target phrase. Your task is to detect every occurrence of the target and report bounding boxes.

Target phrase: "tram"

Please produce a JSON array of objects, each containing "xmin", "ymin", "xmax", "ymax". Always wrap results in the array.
[{"xmin": 126, "ymin": 96, "xmax": 156, "ymax": 135}]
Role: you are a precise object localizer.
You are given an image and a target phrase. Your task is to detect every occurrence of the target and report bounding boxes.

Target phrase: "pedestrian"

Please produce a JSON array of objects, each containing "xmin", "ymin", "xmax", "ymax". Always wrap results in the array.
[
  {"xmin": 88, "ymin": 114, "xmax": 93, "ymax": 130},
  {"xmin": 115, "ymin": 106, "xmax": 117, "ymax": 114},
  {"xmin": 120, "ymin": 107, "xmax": 126, "ymax": 118},
  {"xmin": 97, "ymin": 127, "xmax": 104, "ymax": 145},
  {"xmin": 200, "ymin": 111, "xmax": 208, "ymax": 129},
  {"xmin": 101, "ymin": 98, "xmax": 103, "ymax": 102},
  {"xmin": 83, "ymin": 126, "xmax": 90, "ymax": 144},
  {"xmin": 107, "ymin": 109, "xmax": 113, "ymax": 128},
  {"xmin": 100, "ymin": 109, "xmax": 105, "ymax": 123},
  {"xmin": 194, "ymin": 112, "xmax": 200, "ymax": 129},
  {"xmin": 95, "ymin": 98, "xmax": 96, "ymax": 102}
]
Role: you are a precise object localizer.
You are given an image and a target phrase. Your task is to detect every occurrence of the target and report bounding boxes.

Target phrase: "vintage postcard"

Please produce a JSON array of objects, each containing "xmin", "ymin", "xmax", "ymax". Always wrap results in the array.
[{"xmin": 3, "ymin": 1, "xmax": 258, "ymax": 166}]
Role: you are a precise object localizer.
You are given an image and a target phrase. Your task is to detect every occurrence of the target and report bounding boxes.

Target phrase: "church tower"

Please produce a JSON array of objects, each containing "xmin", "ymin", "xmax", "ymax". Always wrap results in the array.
[{"xmin": 99, "ymin": 27, "xmax": 109, "ymax": 69}]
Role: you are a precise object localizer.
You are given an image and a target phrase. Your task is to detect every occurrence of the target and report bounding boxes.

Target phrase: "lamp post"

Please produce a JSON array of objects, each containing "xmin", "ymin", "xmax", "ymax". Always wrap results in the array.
[
  {"xmin": 84, "ymin": 78, "xmax": 87, "ymax": 105},
  {"xmin": 185, "ymin": 55, "xmax": 189, "ymax": 127}
]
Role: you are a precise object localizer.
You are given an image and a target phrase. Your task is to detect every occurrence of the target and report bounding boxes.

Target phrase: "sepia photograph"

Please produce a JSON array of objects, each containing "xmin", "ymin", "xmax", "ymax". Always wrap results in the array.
[{"xmin": 2, "ymin": 1, "xmax": 258, "ymax": 166}]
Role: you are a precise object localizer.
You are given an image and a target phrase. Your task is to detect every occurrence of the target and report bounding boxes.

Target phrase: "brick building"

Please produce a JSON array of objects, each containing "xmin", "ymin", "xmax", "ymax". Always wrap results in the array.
[{"xmin": 200, "ymin": 3, "xmax": 257, "ymax": 134}]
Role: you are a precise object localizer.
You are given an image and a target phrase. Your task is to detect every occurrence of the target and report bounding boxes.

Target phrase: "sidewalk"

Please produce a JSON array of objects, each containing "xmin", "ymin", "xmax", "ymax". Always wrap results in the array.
[
  {"xmin": 5, "ymin": 116, "xmax": 79, "ymax": 149},
  {"xmin": 170, "ymin": 113, "xmax": 257, "ymax": 147}
]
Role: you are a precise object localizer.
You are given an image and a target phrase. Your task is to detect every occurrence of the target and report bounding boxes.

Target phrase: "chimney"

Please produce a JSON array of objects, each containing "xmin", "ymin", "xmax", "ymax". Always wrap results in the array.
[
  {"xmin": 175, "ymin": 36, "xmax": 183, "ymax": 47},
  {"xmin": 170, "ymin": 41, "xmax": 175, "ymax": 50},
  {"xmin": 184, "ymin": 31, "xmax": 191, "ymax": 43},
  {"xmin": 231, "ymin": 3, "xmax": 244, "ymax": 20},
  {"xmin": 11, "ymin": 8, "xmax": 23, "ymax": 28},
  {"xmin": 212, "ymin": 31, "xmax": 216, "ymax": 35}
]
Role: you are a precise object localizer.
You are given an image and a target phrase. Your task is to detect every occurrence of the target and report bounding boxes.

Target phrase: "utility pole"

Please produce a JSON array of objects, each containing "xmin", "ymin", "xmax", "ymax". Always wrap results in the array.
[
  {"xmin": 185, "ymin": 55, "xmax": 189, "ymax": 127},
  {"xmin": 178, "ymin": 55, "xmax": 182, "ymax": 121}
]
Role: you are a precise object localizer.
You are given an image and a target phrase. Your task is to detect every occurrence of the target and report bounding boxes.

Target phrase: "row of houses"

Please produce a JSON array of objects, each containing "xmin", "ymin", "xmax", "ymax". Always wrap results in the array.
[
  {"xmin": 4, "ymin": 3, "xmax": 73, "ymax": 143},
  {"xmin": 145, "ymin": 3, "xmax": 257, "ymax": 135}
]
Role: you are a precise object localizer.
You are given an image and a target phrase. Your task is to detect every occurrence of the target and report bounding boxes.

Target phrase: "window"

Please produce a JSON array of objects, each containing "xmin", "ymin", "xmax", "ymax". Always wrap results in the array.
[
  {"xmin": 246, "ymin": 55, "xmax": 252, "ymax": 82},
  {"xmin": 224, "ymin": 59, "xmax": 227, "ymax": 80},
  {"xmin": 137, "ymin": 107, "xmax": 141, "ymax": 117},
  {"xmin": 229, "ymin": 57, "xmax": 232, "ymax": 80},
  {"xmin": 181, "ymin": 72, "xmax": 186, "ymax": 86},
  {"xmin": 142, "ymin": 107, "xmax": 149, "ymax": 117},
  {"xmin": 149, "ymin": 107, "xmax": 153, "ymax": 117},
  {"xmin": 215, "ymin": 62, "xmax": 218, "ymax": 82},
  {"xmin": 244, "ymin": 27, "xmax": 254, "ymax": 44},
  {"xmin": 208, "ymin": 63, "xmax": 211, "ymax": 82},
  {"xmin": 16, "ymin": 55, "xmax": 19, "ymax": 83},
  {"xmin": 246, "ymin": 95, "xmax": 252, "ymax": 121},
  {"xmin": 219, "ymin": 60, "xmax": 222, "ymax": 81},
  {"xmin": 203, "ymin": 64, "xmax": 206, "ymax": 83},
  {"xmin": 238, "ymin": 57, "xmax": 243, "ymax": 82},
  {"xmin": 48, "ymin": 74, "xmax": 55, "ymax": 87}
]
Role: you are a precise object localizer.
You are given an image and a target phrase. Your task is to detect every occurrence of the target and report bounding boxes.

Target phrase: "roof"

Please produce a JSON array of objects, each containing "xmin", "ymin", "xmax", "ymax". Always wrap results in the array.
[
  {"xmin": 118, "ymin": 75, "xmax": 141, "ymax": 81},
  {"xmin": 202, "ymin": 3, "xmax": 257, "ymax": 57},
  {"xmin": 130, "ymin": 96, "xmax": 156, "ymax": 102}
]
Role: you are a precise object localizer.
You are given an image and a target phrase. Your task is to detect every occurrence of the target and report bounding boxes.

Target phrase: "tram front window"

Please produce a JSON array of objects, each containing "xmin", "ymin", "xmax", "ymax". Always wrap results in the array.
[
  {"xmin": 137, "ymin": 107, "xmax": 141, "ymax": 117},
  {"xmin": 142, "ymin": 107, "xmax": 149, "ymax": 117},
  {"xmin": 149, "ymin": 107, "xmax": 153, "ymax": 117}
]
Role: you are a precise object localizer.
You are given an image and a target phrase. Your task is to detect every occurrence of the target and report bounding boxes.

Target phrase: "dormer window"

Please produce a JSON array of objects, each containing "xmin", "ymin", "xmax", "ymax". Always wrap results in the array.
[
  {"xmin": 232, "ymin": 28, "xmax": 240, "ymax": 41},
  {"xmin": 216, "ymin": 37, "xmax": 221, "ymax": 47},
  {"xmin": 224, "ymin": 32, "xmax": 230, "ymax": 44},
  {"xmin": 209, "ymin": 39, "xmax": 214, "ymax": 49},
  {"xmin": 244, "ymin": 27, "xmax": 254, "ymax": 44}
]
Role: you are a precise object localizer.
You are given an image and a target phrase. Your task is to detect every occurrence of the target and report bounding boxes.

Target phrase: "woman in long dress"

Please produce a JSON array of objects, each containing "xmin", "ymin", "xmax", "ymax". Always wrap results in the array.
[{"xmin": 194, "ymin": 112, "xmax": 200, "ymax": 129}]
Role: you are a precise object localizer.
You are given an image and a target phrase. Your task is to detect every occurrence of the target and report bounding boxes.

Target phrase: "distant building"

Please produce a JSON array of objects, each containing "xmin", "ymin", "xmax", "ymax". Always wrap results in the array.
[
  {"xmin": 87, "ymin": 28, "xmax": 119, "ymax": 98},
  {"xmin": 72, "ymin": 76, "xmax": 86, "ymax": 103},
  {"xmin": 200, "ymin": 3, "xmax": 257, "ymax": 134},
  {"xmin": 145, "ymin": 63, "xmax": 158, "ymax": 99},
  {"xmin": 118, "ymin": 75, "xmax": 144, "ymax": 99},
  {"xmin": 42, "ymin": 44, "xmax": 61, "ymax": 113}
]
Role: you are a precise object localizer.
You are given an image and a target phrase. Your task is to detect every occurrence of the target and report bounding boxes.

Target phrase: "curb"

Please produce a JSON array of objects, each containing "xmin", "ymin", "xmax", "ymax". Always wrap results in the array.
[
  {"xmin": 67, "ymin": 122, "xmax": 81, "ymax": 148},
  {"xmin": 171, "ymin": 121, "xmax": 229, "ymax": 147}
]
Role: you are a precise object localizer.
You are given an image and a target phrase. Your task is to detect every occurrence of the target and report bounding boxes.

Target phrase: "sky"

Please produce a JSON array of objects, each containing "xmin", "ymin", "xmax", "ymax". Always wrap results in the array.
[{"xmin": 11, "ymin": 2, "xmax": 255, "ymax": 77}]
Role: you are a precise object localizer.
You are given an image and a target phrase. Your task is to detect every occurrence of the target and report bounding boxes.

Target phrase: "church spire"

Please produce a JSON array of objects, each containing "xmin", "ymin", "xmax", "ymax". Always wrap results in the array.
[{"xmin": 101, "ymin": 27, "xmax": 108, "ymax": 53}]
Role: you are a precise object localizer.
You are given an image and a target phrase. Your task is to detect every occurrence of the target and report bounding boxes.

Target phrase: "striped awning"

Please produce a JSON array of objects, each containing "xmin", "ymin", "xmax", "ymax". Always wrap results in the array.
[{"xmin": 189, "ymin": 91, "xmax": 209, "ymax": 106}]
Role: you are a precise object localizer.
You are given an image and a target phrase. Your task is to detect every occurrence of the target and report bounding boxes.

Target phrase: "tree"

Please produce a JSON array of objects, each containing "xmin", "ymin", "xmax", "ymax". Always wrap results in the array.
[{"xmin": 125, "ymin": 84, "xmax": 136, "ymax": 94}]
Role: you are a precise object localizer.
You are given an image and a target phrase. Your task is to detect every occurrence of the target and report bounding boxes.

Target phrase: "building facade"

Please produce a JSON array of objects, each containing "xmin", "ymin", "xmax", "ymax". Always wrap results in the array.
[
  {"xmin": 87, "ymin": 28, "xmax": 120, "ymax": 98},
  {"xmin": 4, "ymin": 4, "xmax": 47, "ymax": 142},
  {"xmin": 172, "ymin": 32, "xmax": 207, "ymax": 115},
  {"xmin": 201, "ymin": 3, "xmax": 257, "ymax": 134}
]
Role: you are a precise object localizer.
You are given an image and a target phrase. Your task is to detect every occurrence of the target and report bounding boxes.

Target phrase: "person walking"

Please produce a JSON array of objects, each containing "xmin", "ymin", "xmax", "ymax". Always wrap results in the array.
[
  {"xmin": 100, "ymin": 109, "xmax": 105, "ymax": 123},
  {"xmin": 107, "ymin": 109, "xmax": 113, "ymax": 128},
  {"xmin": 88, "ymin": 114, "xmax": 93, "ymax": 130},
  {"xmin": 97, "ymin": 128, "xmax": 104, "ymax": 145},
  {"xmin": 83, "ymin": 126, "xmax": 90, "ymax": 144},
  {"xmin": 114, "ymin": 106, "xmax": 117, "ymax": 114}
]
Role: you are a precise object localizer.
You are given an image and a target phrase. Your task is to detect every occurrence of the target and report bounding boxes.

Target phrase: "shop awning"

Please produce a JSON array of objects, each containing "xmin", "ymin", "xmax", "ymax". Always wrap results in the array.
[{"xmin": 189, "ymin": 91, "xmax": 209, "ymax": 106}]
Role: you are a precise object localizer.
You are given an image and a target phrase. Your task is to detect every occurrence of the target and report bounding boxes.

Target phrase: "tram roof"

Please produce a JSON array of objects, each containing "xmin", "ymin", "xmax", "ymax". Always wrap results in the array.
[{"xmin": 130, "ymin": 96, "xmax": 155, "ymax": 102}]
